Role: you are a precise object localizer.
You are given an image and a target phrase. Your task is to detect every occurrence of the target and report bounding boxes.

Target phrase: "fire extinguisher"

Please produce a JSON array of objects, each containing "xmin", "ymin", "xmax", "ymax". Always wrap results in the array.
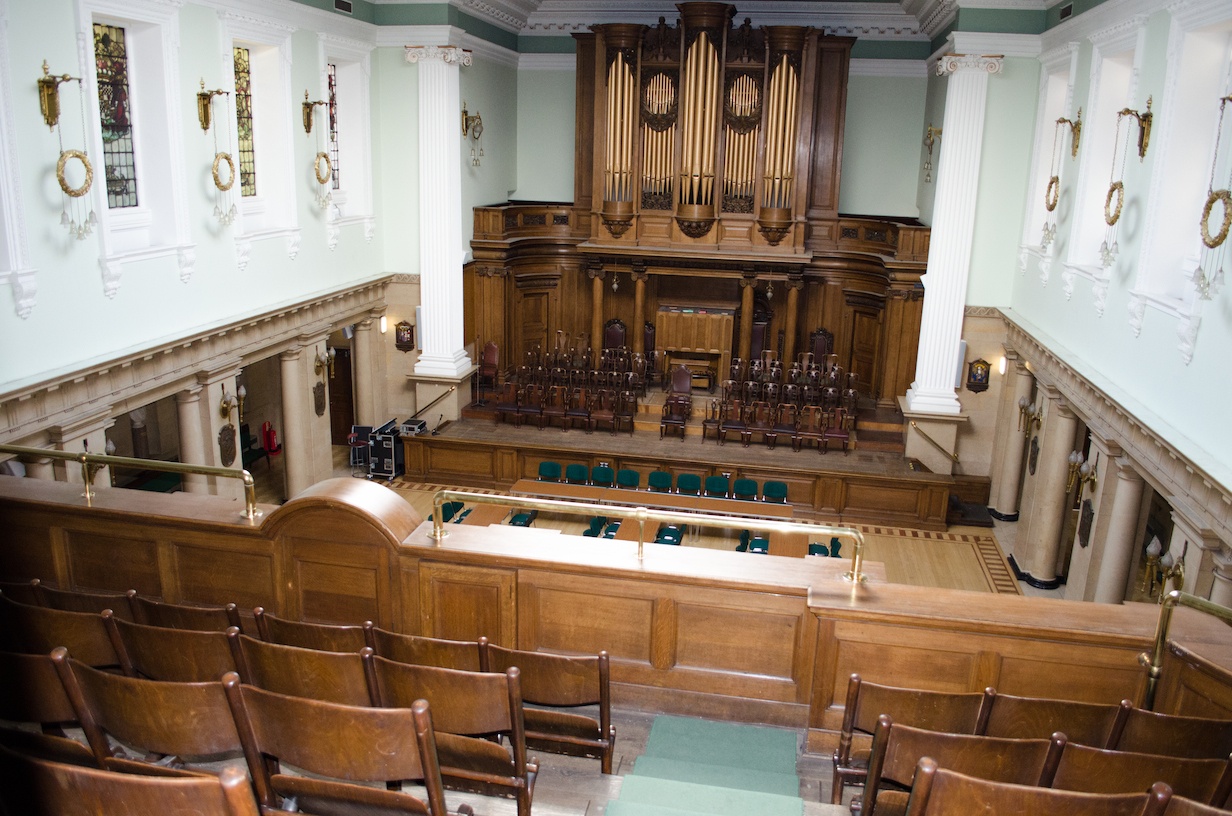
[{"xmin": 262, "ymin": 421, "xmax": 281, "ymax": 453}]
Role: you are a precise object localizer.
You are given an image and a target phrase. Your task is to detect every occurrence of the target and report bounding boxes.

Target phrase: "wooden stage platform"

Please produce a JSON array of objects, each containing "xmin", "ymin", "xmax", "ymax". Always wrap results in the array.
[{"xmin": 403, "ymin": 414, "xmax": 954, "ymax": 530}]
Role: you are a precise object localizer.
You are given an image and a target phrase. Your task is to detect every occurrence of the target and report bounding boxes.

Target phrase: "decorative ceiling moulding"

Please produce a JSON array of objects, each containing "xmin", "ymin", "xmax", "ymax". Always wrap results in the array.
[
  {"xmin": 936, "ymin": 31, "xmax": 1043, "ymax": 61},
  {"xmin": 1087, "ymin": 12, "xmax": 1147, "ymax": 54},
  {"xmin": 206, "ymin": 0, "xmax": 371, "ymax": 42},
  {"xmin": 0, "ymin": 276, "xmax": 394, "ymax": 445},
  {"xmin": 1039, "ymin": 0, "xmax": 1160, "ymax": 52},
  {"xmin": 1038, "ymin": 39, "xmax": 1078, "ymax": 73},
  {"xmin": 518, "ymin": 53, "xmax": 576, "ymax": 70},
  {"xmin": 381, "ymin": 24, "xmax": 518, "ymax": 65},
  {"xmin": 1002, "ymin": 308, "xmax": 1232, "ymax": 545},
  {"xmin": 0, "ymin": 5, "xmax": 36, "ymax": 319}
]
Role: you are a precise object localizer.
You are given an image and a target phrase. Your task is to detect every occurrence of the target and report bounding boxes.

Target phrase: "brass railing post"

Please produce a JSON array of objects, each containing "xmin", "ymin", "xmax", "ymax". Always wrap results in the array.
[{"xmin": 1136, "ymin": 590, "xmax": 1232, "ymax": 710}]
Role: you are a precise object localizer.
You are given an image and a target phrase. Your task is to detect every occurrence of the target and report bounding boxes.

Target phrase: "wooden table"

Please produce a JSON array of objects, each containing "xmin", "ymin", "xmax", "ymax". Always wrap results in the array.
[
  {"xmin": 511, "ymin": 480, "xmax": 605, "ymax": 502},
  {"xmin": 510, "ymin": 479, "xmax": 793, "ymax": 521},
  {"xmin": 460, "ymin": 503, "xmax": 513, "ymax": 526}
]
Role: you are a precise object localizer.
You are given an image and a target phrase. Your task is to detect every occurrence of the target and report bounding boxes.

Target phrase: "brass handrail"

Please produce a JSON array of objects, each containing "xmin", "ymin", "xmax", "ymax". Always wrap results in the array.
[
  {"xmin": 909, "ymin": 421, "xmax": 960, "ymax": 463},
  {"xmin": 1138, "ymin": 590, "xmax": 1232, "ymax": 709},
  {"xmin": 430, "ymin": 488, "xmax": 867, "ymax": 582},
  {"xmin": 0, "ymin": 443, "xmax": 261, "ymax": 522}
]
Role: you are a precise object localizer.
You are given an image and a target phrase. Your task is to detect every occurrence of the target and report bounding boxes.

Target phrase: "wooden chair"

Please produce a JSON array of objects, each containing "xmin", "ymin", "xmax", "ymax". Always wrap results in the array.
[
  {"xmin": 482, "ymin": 642, "xmax": 615, "ymax": 774},
  {"xmin": 0, "ymin": 650, "xmax": 97, "ymax": 767},
  {"xmin": 669, "ymin": 364, "xmax": 694, "ymax": 401},
  {"xmin": 832, "ymin": 674, "xmax": 993, "ymax": 805},
  {"xmin": 589, "ymin": 389, "xmax": 618, "ymax": 434},
  {"xmin": 794, "ymin": 404, "xmax": 826, "ymax": 452},
  {"xmin": 541, "ymin": 384, "xmax": 569, "ymax": 431},
  {"xmin": 518, "ymin": 383, "xmax": 545, "ymax": 428},
  {"xmin": 718, "ymin": 399, "xmax": 748, "ymax": 445},
  {"xmin": 700, "ymin": 398, "xmax": 721, "ymax": 444},
  {"xmin": 223, "ymin": 674, "xmax": 451, "ymax": 816},
  {"xmin": 861, "ymin": 715, "xmax": 1066, "ymax": 816},
  {"xmin": 747, "ymin": 400, "xmax": 774, "ymax": 446},
  {"xmin": 366, "ymin": 654, "xmax": 537, "ymax": 816},
  {"xmin": 0, "ymin": 578, "xmax": 46, "ymax": 606},
  {"xmin": 615, "ymin": 390, "xmax": 638, "ymax": 435},
  {"xmin": 38, "ymin": 584, "xmax": 136, "ymax": 621},
  {"xmin": 660, "ymin": 397, "xmax": 689, "ymax": 440},
  {"xmin": 253, "ymin": 607, "xmax": 372, "ymax": 653},
  {"xmin": 107, "ymin": 615, "xmax": 243, "ymax": 682},
  {"xmin": 904, "ymin": 759, "xmax": 1173, "ymax": 816},
  {"xmin": 763, "ymin": 401, "xmax": 795, "ymax": 450},
  {"xmin": 369, "ymin": 627, "xmax": 484, "ymax": 671},
  {"xmin": 53, "ymin": 649, "xmax": 244, "ymax": 775},
  {"xmin": 129, "ymin": 595, "xmax": 243, "ymax": 633},
  {"xmin": 495, "ymin": 382, "xmax": 522, "ymax": 427},
  {"xmin": 982, "ymin": 692, "xmax": 1130, "ymax": 746},
  {"xmin": 0, "ymin": 746, "xmax": 261, "ymax": 816},
  {"xmin": 1163, "ymin": 796, "xmax": 1232, "ymax": 815},
  {"xmin": 823, "ymin": 406, "xmax": 852, "ymax": 454},
  {"xmin": 1108, "ymin": 708, "xmax": 1232, "ymax": 760},
  {"xmin": 1051, "ymin": 743, "xmax": 1232, "ymax": 805},
  {"xmin": 235, "ymin": 634, "xmax": 375, "ymax": 707},
  {"xmin": 0, "ymin": 595, "xmax": 120, "ymax": 669},
  {"xmin": 565, "ymin": 386, "xmax": 592, "ymax": 431}
]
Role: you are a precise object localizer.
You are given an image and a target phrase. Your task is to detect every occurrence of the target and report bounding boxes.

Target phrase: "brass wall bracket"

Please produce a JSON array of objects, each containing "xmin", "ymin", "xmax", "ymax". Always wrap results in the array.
[
  {"xmin": 1118, "ymin": 96, "xmax": 1152, "ymax": 160},
  {"xmin": 37, "ymin": 60, "xmax": 80, "ymax": 131},
  {"xmin": 1056, "ymin": 107, "xmax": 1082, "ymax": 158},
  {"xmin": 302, "ymin": 90, "xmax": 326, "ymax": 134},
  {"xmin": 196, "ymin": 79, "xmax": 229, "ymax": 132}
]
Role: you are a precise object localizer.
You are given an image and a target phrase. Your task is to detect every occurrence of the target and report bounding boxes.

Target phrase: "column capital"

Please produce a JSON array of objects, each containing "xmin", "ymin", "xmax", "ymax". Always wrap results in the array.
[
  {"xmin": 1111, "ymin": 455, "xmax": 1142, "ymax": 481},
  {"xmin": 404, "ymin": 45, "xmax": 472, "ymax": 66},
  {"xmin": 936, "ymin": 54, "xmax": 1003, "ymax": 77},
  {"xmin": 176, "ymin": 385, "xmax": 204, "ymax": 403},
  {"xmin": 739, "ymin": 275, "xmax": 758, "ymax": 289},
  {"xmin": 280, "ymin": 346, "xmax": 304, "ymax": 362},
  {"xmin": 47, "ymin": 409, "xmax": 115, "ymax": 445},
  {"xmin": 587, "ymin": 264, "xmax": 606, "ymax": 281},
  {"xmin": 355, "ymin": 317, "xmax": 374, "ymax": 332}
]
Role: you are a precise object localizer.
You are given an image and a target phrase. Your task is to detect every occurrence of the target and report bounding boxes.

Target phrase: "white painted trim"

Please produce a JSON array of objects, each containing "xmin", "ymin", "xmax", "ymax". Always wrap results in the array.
[
  {"xmin": 518, "ymin": 53, "xmax": 576, "ymax": 71},
  {"xmin": 948, "ymin": 31, "xmax": 1043, "ymax": 58},
  {"xmin": 849, "ymin": 58, "xmax": 929, "ymax": 77},
  {"xmin": 319, "ymin": 34, "xmax": 376, "ymax": 221},
  {"xmin": 957, "ymin": 0, "xmax": 1046, "ymax": 10},
  {"xmin": 377, "ymin": 24, "xmax": 519, "ymax": 66},
  {"xmin": 0, "ymin": 0, "xmax": 36, "ymax": 318}
]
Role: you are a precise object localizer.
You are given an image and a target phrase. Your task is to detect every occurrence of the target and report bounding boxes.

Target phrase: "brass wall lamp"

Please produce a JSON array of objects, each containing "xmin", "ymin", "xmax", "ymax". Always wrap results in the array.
[
  {"xmin": 1118, "ymin": 96, "xmax": 1152, "ymax": 160},
  {"xmin": 302, "ymin": 90, "xmax": 326, "ymax": 134},
  {"xmin": 37, "ymin": 60, "xmax": 80, "ymax": 130},
  {"xmin": 1057, "ymin": 107, "xmax": 1082, "ymax": 158},
  {"xmin": 197, "ymin": 80, "xmax": 229, "ymax": 132},
  {"xmin": 923, "ymin": 124, "xmax": 941, "ymax": 183}
]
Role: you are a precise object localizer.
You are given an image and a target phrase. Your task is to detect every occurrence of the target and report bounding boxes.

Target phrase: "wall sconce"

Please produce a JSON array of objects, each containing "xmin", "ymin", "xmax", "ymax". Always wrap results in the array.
[
  {"xmin": 302, "ymin": 90, "xmax": 327, "ymax": 135},
  {"xmin": 196, "ymin": 80, "xmax": 229, "ymax": 133},
  {"xmin": 39, "ymin": 61, "xmax": 95, "ymax": 240},
  {"xmin": 379, "ymin": 315, "xmax": 388, "ymax": 334},
  {"xmin": 923, "ymin": 125, "xmax": 941, "ymax": 184},
  {"xmin": 1017, "ymin": 396, "xmax": 1042, "ymax": 436},
  {"xmin": 1118, "ymin": 96, "xmax": 1153, "ymax": 161},
  {"xmin": 1142, "ymin": 538, "xmax": 1186, "ymax": 601},
  {"xmin": 1041, "ymin": 109, "xmax": 1082, "ymax": 250},
  {"xmin": 1066, "ymin": 450, "xmax": 1098, "ymax": 492},
  {"xmin": 314, "ymin": 347, "xmax": 336, "ymax": 379},
  {"xmin": 1194, "ymin": 94, "xmax": 1232, "ymax": 301},
  {"xmin": 220, "ymin": 385, "xmax": 245, "ymax": 422},
  {"xmin": 1056, "ymin": 108, "xmax": 1082, "ymax": 158},
  {"xmin": 461, "ymin": 102, "xmax": 484, "ymax": 166},
  {"xmin": 997, "ymin": 356, "xmax": 1007, "ymax": 376}
]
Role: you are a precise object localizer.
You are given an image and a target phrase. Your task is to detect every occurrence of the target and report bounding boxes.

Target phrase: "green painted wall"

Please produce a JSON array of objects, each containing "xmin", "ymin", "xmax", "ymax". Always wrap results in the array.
[
  {"xmin": 372, "ymin": 47, "xmax": 419, "ymax": 275},
  {"xmin": 512, "ymin": 69, "xmax": 576, "ymax": 202},
  {"xmin": 459, "ymin": 56, "xmax": 519, "ymax": 246},
  {"xmin": 916, "ymin": 71, "xmax": 949, "ymax": 225},
  {"xmin": 838, "ymin": 75, "xmax": 927, "ymax": 218},
  {"xmin": 967, "ymin": 57, "xmax": 1040, "ymax": 306}
]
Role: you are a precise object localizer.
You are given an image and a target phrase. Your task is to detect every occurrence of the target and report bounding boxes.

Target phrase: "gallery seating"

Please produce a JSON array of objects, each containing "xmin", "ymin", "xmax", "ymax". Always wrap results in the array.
[
  {"xmin": 0, "ymin": 650, "xmax": 97, "ymax": 767},
  {"xmin": 1050, "ymin": 743, "xmax": 1232, "ymax": 805},
  {"xmin": 38, "ymin": 584, "xmax": 135, "ymax": 621},
  {"xmin": 1108, "ymin": 707, "xmax": 1232, "ymax": 759},
  {"xmin": 982, "ymin": 692, "xmax": 1130, "ymax": 745},
  {"xmin": 234, "ymin": 635, "xmax": 374, "ymax": 707},
  {"xmin": 648, "ymin": 470, "xmax": 673, "ymax": 492},
  {"xmin": 253, "ymin": 607, "xmax": 372, "ymax": 653},
  {"xmin": 482, "ymin": 642, "xmax": 615, "ymax": 774},
  {"xmin": 223, "ymin": 675, "xmax": 451, "ymax": 816},
  {"xmin": 0, "ymin": 595, "xmax": 120, "ymax": 669},
  {"xmin": 107, "ymin": 616, "xmax": 241, "ymax": 682},
  {"xmin": 369, "ymin": 627, "xmax": 484, "ymax": 671},
  {"xmin": 0, "ymin": 746, "xmax": 262, "ymax": 816},
  {"xmin": 903, "ymin": 760, "xmax": 1174, "ymax": 816},
  {"xmin": 128, "ymin": 595, "xmax": 243, "ymax": 633}
]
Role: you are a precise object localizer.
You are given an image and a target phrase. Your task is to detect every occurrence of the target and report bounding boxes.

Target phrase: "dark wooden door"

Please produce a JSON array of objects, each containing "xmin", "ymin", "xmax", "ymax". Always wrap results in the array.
[
  {"xmin": 329, "ymin": 348, "xmax": 354, "ymax": 445},
  {"xmin": 516, "ymin": 290, "xmax": 551, "ymax": 362},
  {"xmin": 848, "ymin": 310, "xmax": 880, "ymax": 397}
]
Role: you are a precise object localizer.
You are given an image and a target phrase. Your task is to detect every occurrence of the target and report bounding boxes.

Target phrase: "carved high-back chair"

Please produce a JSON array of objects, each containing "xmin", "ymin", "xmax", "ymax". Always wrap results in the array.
[
  {"xmin": 670, "ymin": 364, "xmax": 693, "ymax": 399},
  {"xmin": 603, "ymin": 318, "xmax": 626, "ymax": 351}
]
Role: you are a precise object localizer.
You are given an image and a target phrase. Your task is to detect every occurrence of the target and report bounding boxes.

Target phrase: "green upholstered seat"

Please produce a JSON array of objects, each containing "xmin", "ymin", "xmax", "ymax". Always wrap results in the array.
[
  {"xmin": 538, "ymin": 461, "xmax": 562, "ymax": 481},
  {"xmin": 808, "ymin": 542, "xmax": 829, "ymax": 557},
  {"xmin": 762, "ymin": 481, "xmax": 788, "ymax": 503},
  {"xmin": 510, "ymin": 510, "xmax": 538, "ymax": 527},
  {"xmin": 565, "ymin": 463, "xmax": 589, "ymax": 484},
  {"xmin": 616, "ymin": 469, "xmax": 640, "ymax": 489},
  {"xmin": 829, "ymin": 537, "xmax": 842, "ymax": 558},
  {"xmin": 732, "ymin": 478, "xmax": 758, "ymax": 501},
  {"xmin": 647, "ymin": 471, "xmax": 673, "ymax": 493},
  {"xmin": 704, "ymin": 475, "xmax": 729, "ymax": 498},
  {"xmin": 591, "ymin": 465, "xmax": 615, "ymax": 488},
  {"xmin": 749, "ymin": 537, "xmax": 769, "ymax": 554},
  {"xmin": 676, "ymin": 474, "xmax": 701, "ymax": 496}
]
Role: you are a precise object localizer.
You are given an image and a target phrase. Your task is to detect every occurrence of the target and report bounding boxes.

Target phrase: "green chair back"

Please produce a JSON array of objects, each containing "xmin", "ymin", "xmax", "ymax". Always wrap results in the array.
[
  {"xmin": 704, "ymin": 475, "xmax": 730, "ymax": 498},
  {"xmin": 538, "ymin": 461, "xmax": 562, "ymax": 482},
  {"xmin": 763, "ymin": 481, "xmax": 789, "ymax": 503},
  {"xmin": 676, "ymin": 474, "xmax": 701, "ymax": 495},
  {"xmin": 616, "ymin": 469, "xmax": 640, "ymax": 489},
  {"xmin": 565, "ymin": 463, "xmax": 589, "ymax": 484},
  {"xmin": 808, "ymin": 542, "xmax": 829, "ymax": 557},
  {"xmin": 647, "ymin": 471, "xmax": 673, "ymax": 492},
  {"xmin": 591, "ymin": 465, "xmax": 615, "ymax": 488},
  {"xmin": 829, "ymin": 536, "xmax": 842, "ymax": 558},
  {"xmin": 749, "ymin": 537, "xmax": 769, "ymax": 554},
  {"xmin": 732, "ymin": 478, "xmax": 758, "ymax": 501}
]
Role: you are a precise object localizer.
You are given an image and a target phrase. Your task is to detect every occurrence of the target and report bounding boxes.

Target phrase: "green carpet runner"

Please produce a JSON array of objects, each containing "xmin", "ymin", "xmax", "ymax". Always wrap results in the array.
[{"xmin": 607, "ymin": 716, "xmax": 804, "ymax": 816}]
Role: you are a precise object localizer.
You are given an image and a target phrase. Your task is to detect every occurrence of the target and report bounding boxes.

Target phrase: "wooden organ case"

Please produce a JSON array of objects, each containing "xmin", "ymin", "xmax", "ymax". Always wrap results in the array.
[{"xmin": 466, "ymin": 3, "xmax": 929, "ymax": 406}]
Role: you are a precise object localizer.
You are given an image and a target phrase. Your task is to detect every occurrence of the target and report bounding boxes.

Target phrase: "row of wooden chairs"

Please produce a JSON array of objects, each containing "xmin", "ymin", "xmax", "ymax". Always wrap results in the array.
[
  {"xmin": 700, "ymin": 399, "xmax": 853, "ymax": 453},
  {"xmin": 0, "ymin": 578, "xmax": 242, "ymax": 630},
  {"xmin": 1, "ymin": 591, "xmax": 616, "ymax": 777},
  {"xmin": 496, "ymin": 385, "xmax": 639, "ymax": 434},
  {"xmin": 902, "ymin": 761, "xmax": 1220, "ymax": 816},
  {"xmin": 720, "ymin": 378, "xmax": 859, "ymax": 412},
  {"xmin": 833, "ymin": 673, "xmax": 1232, "ymax": 806},
  {"xmin": 860, "ymin": 714, "xmax": 1232, "ymax": 815}
]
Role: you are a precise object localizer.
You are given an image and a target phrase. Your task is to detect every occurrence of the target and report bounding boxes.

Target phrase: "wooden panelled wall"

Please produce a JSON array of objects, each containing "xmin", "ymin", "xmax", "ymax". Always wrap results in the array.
[
  {"xmin": 467, "ymin": 205, "xmax": 927, "ymax": 405},
  {"xmin": 3, "ymin": 476, "xmax": 1232, "ymax": 744}
]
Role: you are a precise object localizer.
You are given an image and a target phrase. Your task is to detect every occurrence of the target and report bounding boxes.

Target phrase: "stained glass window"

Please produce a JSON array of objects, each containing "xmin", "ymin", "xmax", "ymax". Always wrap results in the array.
[
  {"xmin": 93, "ymin": 23, "xmax": 138, "ymax": 209},
  {"xmin": 327, "ymin": 63, "xmax": 340, "ymax": 190},
  {"xmin": 233, "ymin": 47, "xmax": 257, "ymax": 197}
]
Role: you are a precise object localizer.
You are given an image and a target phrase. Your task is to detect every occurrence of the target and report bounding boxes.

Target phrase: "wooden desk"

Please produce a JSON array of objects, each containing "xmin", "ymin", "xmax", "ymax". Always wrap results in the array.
[
  {"xmin": 511, "ymin": 480, "xmax": 604, "ymax": 502},
  {"xmin": 460, "ymin": 504, "xmax": 512, "ymax": 526},
  {"xmin": 510, "ymin": 479, "xmax": 794, "ymax": 522}
]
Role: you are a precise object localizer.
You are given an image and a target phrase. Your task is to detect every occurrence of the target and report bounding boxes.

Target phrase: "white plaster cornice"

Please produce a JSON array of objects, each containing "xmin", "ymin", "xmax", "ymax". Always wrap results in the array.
[
  {"xmin": 932, "ymin": 32, "xmax": 1041, "ymax": 62},
  {"xmin": 518, "ymin": 53, "xmax": 576, "ymax": 71},
  {"xmin": 1002, "ymin": 307, "xmax": 1232, "ymax": 545},
  {"xmin": 850, "ymin": 58, "xmax": 929, "ymax": 78},
  {"xmin": 382, "ymin": 25, "xmax": 519, "ymax": 66}
]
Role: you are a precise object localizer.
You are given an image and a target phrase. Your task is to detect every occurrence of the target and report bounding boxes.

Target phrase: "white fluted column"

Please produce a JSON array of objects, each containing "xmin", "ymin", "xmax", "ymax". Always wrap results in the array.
[
  {"xmin": 407, "ymin": 45, "xmax": 472, "ymax": 379},
  {"xmin": 1018, "ymin": 387, "xmax": 1077, "ymax": 584},
  {"xmin": 1092, "ymin": 457, "xmax": 1145, "ymax": 604},
  {"xmin": 353, "ymin": 316, "xmax": 376, "ymax": 426},
  {"xmin": 992, "ymin": 360, "xmax": 1034, "ymax": 518},
  {"xmin": 906, "ymin": 55, "xmax": 1002, "ymax": 414},
  {"xmin": 176, "ymin": 387, "xmax": 208, "ymax": 494}
]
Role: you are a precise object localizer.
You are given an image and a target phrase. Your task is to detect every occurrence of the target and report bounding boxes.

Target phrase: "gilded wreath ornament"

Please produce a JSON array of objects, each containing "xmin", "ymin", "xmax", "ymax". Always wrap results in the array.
[
  {"xmin": 56, "ymin": 149, "xmax": 93, "ymax": 198},
  {"xmin": 1044, "ymin": 175, "xmax": 1060, "ymax": 212},
  {"xmin": 1200, "ymin": 188, "xmax": 1230, "ymax": 250},
  {"xmin": 212, "ymin": 151, "xmax": 235, "ymax": 192},
  {"xmin": 1104, "ymin": 181, "xmax": 1124, "ymax": 227},
  {"xmin": 314, "ymin": 151, "xmax": 332, "ymax": 186}
]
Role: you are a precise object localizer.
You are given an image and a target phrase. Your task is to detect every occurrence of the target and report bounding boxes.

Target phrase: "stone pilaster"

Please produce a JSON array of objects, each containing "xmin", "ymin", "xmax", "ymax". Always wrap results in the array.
[
  {"xmin": 1014, "ymin": 386, "xmax": 1078, "ymax": 586},
  {"xmin": 992, "ymin": 358, "xmax": 1034, "ymax": 519}
]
